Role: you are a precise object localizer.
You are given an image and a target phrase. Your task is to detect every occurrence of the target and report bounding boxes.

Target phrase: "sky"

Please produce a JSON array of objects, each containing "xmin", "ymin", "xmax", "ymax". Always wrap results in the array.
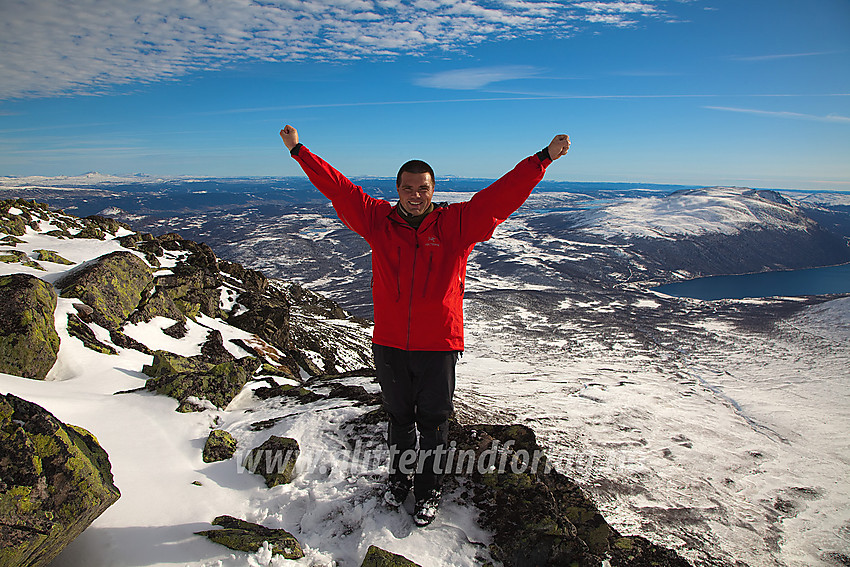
[{"xmin": 0, "ymin": 0, "xmax": 849, "ymax": 191}]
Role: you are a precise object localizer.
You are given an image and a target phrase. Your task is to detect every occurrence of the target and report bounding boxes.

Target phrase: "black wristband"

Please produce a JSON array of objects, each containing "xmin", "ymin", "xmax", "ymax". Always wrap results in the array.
[
  {"xmin": 290, "ymin": 143, "xmax": 303, "ymax": 156},
  {"xmin": 536, "ymin": 147, "xmax": 551, "ymax": 162}
]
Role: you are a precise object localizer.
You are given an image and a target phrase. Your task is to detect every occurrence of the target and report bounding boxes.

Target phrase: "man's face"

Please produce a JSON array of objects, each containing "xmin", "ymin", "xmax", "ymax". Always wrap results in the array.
[{"xmin": 397, "ymin": 171, "xmax": 434, "ymax": 216}]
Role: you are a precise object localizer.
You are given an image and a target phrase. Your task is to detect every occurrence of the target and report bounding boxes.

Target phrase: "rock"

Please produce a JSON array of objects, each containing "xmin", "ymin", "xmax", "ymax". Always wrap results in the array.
[
  {"xmin": 0, "ymin": 394, "xmax": 121, "ymax": 567},
  {"xmin": 243, "ymin": 436, "xmax": 300, "ymax": 487},
  {"xmin": 203, "ymin": 429, "xmax": 237, "ymax": 463},
  {"xmin": 56, "ymin": 251, "xmax": 153, "ymax": 330},
  {"xmin": 33, "ymin": 249, "xmax": 74, "ymax": 265},
  {"xmin": 445, "ymin": 422, "xmax": 692, "ymax": 567},
  {"xmin": 143, "ymin": 354, "xmax": 259, "ymax": 412},
  {"xmin": 0, "ymin": 250, "xmax": 44, "ymax": 271},
  {"xmin": 195, "ymin": 515, "xmax": 304, "ymax": 559},
  {"xmin": 0, "ymin": 274, "xmax": 60, "ymax": 379},
  {"xmin": 66, "ymin": 313, "xmax": 118, "ymax": 355},
  {"xmin": 360, "ymin": 545, "xmax": 421, "ymax": 567}
]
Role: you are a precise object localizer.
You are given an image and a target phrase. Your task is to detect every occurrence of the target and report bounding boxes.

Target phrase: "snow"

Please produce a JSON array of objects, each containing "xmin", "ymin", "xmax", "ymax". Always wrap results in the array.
[
  {"xmin": 1, "ymin": 225, "xmax": 494, "ymax": 567},
  {"xmin": 574, "ymin": 187, "xmax": 809, "ymax": 239},
  {"xmin": 459, "ymin": 292, "xmax": 850, "ymax": 566}
]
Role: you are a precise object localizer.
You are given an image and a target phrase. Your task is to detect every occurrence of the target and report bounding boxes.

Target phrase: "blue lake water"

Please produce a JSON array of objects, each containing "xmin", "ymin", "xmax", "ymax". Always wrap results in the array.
[{"xmin": 652, "ymin": 263, "xmax": 850, "ymax": 300}]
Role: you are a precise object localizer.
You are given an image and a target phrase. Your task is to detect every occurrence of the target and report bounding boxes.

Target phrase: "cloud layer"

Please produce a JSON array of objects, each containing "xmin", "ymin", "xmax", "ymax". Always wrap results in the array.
[{"xmin": 0, "ymin": 0, "xmax": 670, "ymax": 100}]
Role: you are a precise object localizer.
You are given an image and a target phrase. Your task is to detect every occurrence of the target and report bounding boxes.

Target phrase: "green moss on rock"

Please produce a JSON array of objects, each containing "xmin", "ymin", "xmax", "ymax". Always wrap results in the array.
[
  {"xmin": 0, "ymin": 394, "xmax": 120, "ymax": 567},
  {"xmin": 56, "ymin": 251, "xmax": 153, "ymax": 330},
  {"xmin": 195, "ymin": 515, "xmax": 304, "ymax": 559},
  {"xmin": 33, "ymin": 249, "xmax": 74, "ymax": 265},
  {"xmin": 0, "ymin": 274, "xmax": 60, "ymax": 379},
  {"xmin": 360, "ymin": 545, "xmax": 422, "ymax": 567},
  {"xmin": 203, "ymin": 429, "xmax": 237, "ymax": 463}
]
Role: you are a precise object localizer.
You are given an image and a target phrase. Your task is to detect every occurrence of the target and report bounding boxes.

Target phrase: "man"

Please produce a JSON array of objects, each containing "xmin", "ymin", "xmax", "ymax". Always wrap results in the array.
[{"xmin": 280, "ymin": 125, "xmax": 570, "ymax": 526}]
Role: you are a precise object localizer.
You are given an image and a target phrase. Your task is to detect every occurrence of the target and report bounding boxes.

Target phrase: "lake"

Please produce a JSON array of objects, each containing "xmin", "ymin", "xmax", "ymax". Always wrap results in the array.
[{"xmin": 652, "ymin": 263, "xmax": 850, "ymax": 300}]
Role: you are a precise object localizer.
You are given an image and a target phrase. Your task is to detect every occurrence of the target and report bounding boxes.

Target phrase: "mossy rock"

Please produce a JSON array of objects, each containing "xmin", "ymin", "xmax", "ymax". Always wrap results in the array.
[
  {"xmin": 66, "ymin": 314, "xmax": 118, "ymax": 355},
  {"xmin": 203, "ymin": 430, "xmax": 237, "ymax": 463},
  {"xmin": 143, "ymin": 354, "xmax": 260, "ymax": 412},
  {"xmin": 0, "ymin": 394, "xmax": 120, "ymax": 567},
  {"xmin": 56, "ymin": 251, "xmax": 153, "ymax": 330},
  {"xmin": 1, "ymin": 235, "xmax": 26, "ymax": 246},
  {"xmin": 0, "ymin": 274, "xmax": 60, "ymax": 379},
  {"xmin": 195, "ymin": 515, "xmax": 304, "ymax": 559},
  {"xmin": 33, "ymin": 249, "xmax": 74, "ymax": 265},
  {"xmin": 360, "ymin": 545, "xmax": 422, "ymax": 567},
  {"xmin": 243, "ymin": 436, "xmax": 300, "ymax": 487},
  {"xmin": 0, "ymin": 250, "xmax": 45, "ymax": 270}
]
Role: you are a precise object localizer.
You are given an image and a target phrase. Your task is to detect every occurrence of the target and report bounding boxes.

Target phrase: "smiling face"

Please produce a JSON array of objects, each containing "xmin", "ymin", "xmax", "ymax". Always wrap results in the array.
[{"xmin": 397, "ymin": 171, "xmax": 435, "ymax": 216}]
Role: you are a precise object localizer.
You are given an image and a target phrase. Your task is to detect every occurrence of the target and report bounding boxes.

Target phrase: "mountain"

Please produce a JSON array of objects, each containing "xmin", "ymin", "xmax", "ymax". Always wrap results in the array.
[
  {"xmin": 0, "ymin": 198, "xmax": 691, "ymax": 567},
  {"xmin": 2, "ymin": 177, "xmax": 850, "ymax": 566}
]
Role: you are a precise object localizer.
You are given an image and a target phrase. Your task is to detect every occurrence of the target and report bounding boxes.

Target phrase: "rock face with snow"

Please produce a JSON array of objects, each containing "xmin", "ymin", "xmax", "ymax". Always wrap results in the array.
[
  {"xmin": 0, "ymin": 274, "xmax": 60, "ymax": 380},
  {"xmin": 56, "ymin": 251, "xmax": 154, "ymax": 330},
  {"xmin": 0, "ymin": 393, "xmax": 121, "ymax": 567}
]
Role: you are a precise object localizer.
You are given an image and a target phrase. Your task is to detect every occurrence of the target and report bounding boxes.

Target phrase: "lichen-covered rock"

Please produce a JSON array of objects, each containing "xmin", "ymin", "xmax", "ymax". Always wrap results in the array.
[
  {"xmin": 360, "ymin": 545, "xmax": 421, "ymax": 567},
  {"xmin": 33, "ymin": 249, "xmax": 74, "ymax": 265},
  {"xmin": 0, "ymin": 394, "xmax": 121, "ymax": 567},
  {"xmin": 56, "ymin": 251, "xmax": 153, "ymax": 330},
  {"xmin": 203, "ymin": 429, "xmax": 237, "ymax": 463},
  {"xmin": 0, "ymin": 274, "xmax": 60, "ymax": 380},
  {"xmin": 243, "ymin": 436, "xmax": 300, "ymax": 487},
  {"xmin": 0, "ymin": 250, "xmax": 44, "ymax": 270},
  {"xmin": 66, "ymin": 313, "xmax": 118, "ymax": 355},
  {"xmin": 144, "ymin": 356, "xmax": 259, "ymax": 412},
  {"xmin": 445, "ymin": 422, "xmax": 692, "ymax": 567},
  {"xmin": 195, "ymin": 515, "xmax": 304, "ymax": 559}
]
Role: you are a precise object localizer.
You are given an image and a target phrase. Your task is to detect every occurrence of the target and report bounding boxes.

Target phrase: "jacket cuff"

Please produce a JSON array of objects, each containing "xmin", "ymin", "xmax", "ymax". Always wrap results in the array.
[
  {"xmin": 535, "ymin": 147, "xmax": 553, "ymax": 164},
  {"xmin": 290, "ymin": 143, "xmax": 303, "ymax": 157}
]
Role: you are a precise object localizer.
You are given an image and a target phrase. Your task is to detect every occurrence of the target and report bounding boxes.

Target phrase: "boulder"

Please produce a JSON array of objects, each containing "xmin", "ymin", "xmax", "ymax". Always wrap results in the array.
[
  {"xmin": 33, "ymin": 250, "xmax": 73, "ymax": 265},
  {"xmin": 446, "ymin": 422, "xmax": 692, "ymax": 567},
  {"xmin": 242, "ymin": 436, "xmax": 300, "ymax": 487},
  {"xmin": 0, "ymin": 394, "xmax": 121, "ymax": 567},
  {"xmin": 203, "ymin": 430, "xmax": 237, "ymax": 463},
  {"xmin": 143, "ymin": 355, "xmax": 259, "ymax": 412},
  {"xmin": 56, "ymin": 251, "xmax": 153, "ymax": 330},
  {"xmin": 195, "ymin": 515, "xmax": 303, "ymax": 559},
  {"xmin": 0, "ymin": 274, "xmax": 60, "ymax": 379},
  {"xmin": 360, "ymin": 545, "xmax": 421, "ymax": 567}
]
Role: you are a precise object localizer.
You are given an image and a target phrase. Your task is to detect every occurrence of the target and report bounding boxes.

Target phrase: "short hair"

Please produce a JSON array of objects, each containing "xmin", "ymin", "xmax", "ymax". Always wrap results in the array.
[{"xmin": 396, "ymin": 160, "xmax": 435, "ymax": 188}]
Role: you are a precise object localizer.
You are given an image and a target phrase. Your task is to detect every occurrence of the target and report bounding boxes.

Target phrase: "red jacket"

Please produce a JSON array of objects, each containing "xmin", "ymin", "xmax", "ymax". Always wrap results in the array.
[{"xmin": 292, "ymin": 145, "xmax": 551, "ymax": 351}]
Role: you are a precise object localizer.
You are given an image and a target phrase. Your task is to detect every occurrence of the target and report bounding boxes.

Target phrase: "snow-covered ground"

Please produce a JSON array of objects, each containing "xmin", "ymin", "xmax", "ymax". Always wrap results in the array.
[
  {"xmin": 4, "ymin": 187, "xmax": 850, "ymax": 566},
  {"xmin": 459, "ymin": 290, "xmax": 850, "ymax": 566},
  {"xmin": 0, "ymin": 221, "xmax": 496, "ymax": 567}
]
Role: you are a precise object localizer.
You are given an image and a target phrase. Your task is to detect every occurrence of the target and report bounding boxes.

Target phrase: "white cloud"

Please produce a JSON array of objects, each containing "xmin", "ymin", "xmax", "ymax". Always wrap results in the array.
[
  {"xmin": 414, "ymin": 65, "xmax": 545, "ymax": 90},
  {"xmin": 0, "ymin": 0, "xmax": 673, "ymax": 100},
  {"xmin": 704, "ymin": 106, "xmax": 850, "ymax": 124}
]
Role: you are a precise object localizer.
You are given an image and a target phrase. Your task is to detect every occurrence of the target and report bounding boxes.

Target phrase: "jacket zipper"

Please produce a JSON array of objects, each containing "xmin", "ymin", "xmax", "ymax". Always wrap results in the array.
[{"xmin": 406, "ymin": 232, "xmax": 419, "ymax": 350}]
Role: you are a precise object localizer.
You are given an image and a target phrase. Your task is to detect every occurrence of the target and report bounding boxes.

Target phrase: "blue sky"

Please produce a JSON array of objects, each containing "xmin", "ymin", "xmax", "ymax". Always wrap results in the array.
[{"xmin": 1, "ymin": 0, "xmax": 848, "ymax": 190}]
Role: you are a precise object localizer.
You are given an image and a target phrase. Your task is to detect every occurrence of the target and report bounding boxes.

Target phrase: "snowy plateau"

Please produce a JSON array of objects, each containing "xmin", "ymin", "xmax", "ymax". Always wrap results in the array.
[{"xmin": 2, "ymin": 175, "xmax": 850, "ymax": 567}]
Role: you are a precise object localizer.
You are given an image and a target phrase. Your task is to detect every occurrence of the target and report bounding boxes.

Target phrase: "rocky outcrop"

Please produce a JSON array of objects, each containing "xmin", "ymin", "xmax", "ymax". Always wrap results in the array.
[
  {"xmin": 195, "ymin": 515, "xmax": 304, "ymax": 559},
  {"xmin": 445, "ymin": 422, "xmax": 691, "ymax": 567},
  {"xmin": 0, "ymin": 274, "xmax": 60, "ymax": 380},
  {"xmin": 142, "ymin": 340, "xmax": 261, "ymax": 412},
  {"xmin": 56, "ymin": 251, "xmax": 153, "ymax": 330},
  {"xmin": 0, "ymin": 394, "xmax": 121, "ymax": 567}
]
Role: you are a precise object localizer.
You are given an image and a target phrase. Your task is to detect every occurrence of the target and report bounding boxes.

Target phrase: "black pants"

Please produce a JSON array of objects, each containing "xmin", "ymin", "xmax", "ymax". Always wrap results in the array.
[{"xmin": 372, "ymin": 344, "xmax": 458, "ymax": 500}]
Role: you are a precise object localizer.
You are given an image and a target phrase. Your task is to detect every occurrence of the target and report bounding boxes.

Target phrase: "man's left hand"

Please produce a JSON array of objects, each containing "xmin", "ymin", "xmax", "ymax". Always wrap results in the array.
[{"xmin": 548, "ymin": 134, "xmax": 570, "ymax": 160}]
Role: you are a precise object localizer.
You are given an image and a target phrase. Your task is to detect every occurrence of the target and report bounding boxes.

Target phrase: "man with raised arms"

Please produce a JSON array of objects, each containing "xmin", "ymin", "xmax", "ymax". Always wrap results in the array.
[{"xmin": 280, "ymin": 125, "xmax": 570, "ymax": 526}]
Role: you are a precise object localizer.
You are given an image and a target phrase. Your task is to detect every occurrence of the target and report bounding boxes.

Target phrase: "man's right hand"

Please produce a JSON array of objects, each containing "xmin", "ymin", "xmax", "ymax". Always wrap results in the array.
[{"xmin": 280, "ymin": 125, "xmax": 299, "ymax": 151}]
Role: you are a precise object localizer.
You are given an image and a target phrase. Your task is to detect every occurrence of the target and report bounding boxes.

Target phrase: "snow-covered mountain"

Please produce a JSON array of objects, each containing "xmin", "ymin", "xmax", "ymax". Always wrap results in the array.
[
  {"xmin": 0, "ymin": 198, "xmax": 692, "ymax": 567},
  {"xmin": 2, "ymin": 178, "xmax": 849, "ymax": 567}
]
